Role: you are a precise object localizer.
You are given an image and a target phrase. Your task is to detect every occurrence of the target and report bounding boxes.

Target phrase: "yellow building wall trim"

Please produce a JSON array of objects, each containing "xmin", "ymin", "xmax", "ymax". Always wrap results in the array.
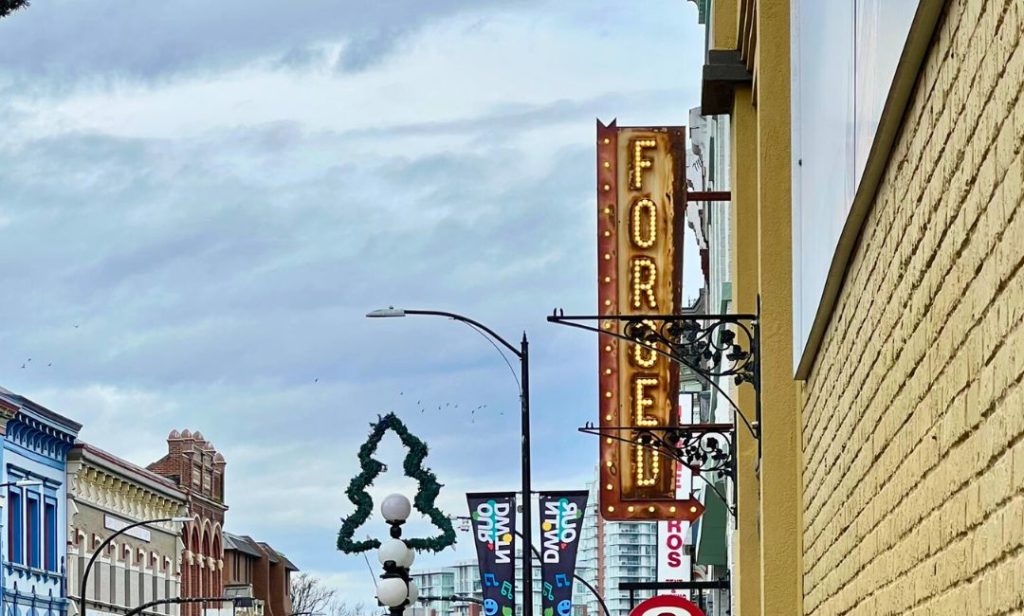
[
  {"xmin": 711, "ymin": 0, "xmax": 739, "ymax": 50},
  {"xmin": 730, "ymin": 85, "xmax": 761, "ymax": 616},
  {"xmin": 801, "ymin": 0, "xmax": 1024, "ymax": 613},
  {"xmin": 754, "ymin": 1, "xmax": 802, "ymax": 616}
]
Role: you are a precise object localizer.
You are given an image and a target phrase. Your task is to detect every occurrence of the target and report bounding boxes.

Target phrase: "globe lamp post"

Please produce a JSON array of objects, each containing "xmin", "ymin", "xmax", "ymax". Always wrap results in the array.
[{"xmin": 376, "ymin": 494, "xmax": 418, "ymax": 616}]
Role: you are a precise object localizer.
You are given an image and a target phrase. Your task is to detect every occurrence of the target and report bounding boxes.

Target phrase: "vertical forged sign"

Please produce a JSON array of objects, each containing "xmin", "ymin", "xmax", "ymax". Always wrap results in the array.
[
  {"xmin": 468, "ymin": 493, "xmax": 517, "ymax": 616},
  {"xmin": 596, "ymin": 121, "xmax": 703, "ymax": 522},
  {"xmin": 539, "ymin": 492, "xmax": 587, "ymax": 616}
]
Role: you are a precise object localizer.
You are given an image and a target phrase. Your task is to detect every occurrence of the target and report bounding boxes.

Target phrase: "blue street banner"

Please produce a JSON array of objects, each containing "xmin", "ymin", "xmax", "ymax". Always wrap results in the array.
[
  {"xmin": 467, "ymin": 493, "xmax": 517, "ymax": 616},
  {"xmin": 539, "ymin": 491, "xmax": 588, "ymax": 616}
]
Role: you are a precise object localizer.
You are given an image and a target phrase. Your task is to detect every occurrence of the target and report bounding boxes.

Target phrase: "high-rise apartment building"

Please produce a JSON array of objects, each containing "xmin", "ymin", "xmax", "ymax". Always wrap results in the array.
[
  {"xmin": 407, "ymin": 568, "xmax": 456, "ymax": 616},
  {"xmin": 575, "ymin": 477, "xmax": 658, "ymax": 616}
]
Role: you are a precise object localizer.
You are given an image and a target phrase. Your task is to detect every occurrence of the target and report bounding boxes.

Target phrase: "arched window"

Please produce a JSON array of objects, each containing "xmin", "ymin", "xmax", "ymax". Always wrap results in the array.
[
  {"xmin": 211, "ymin": 532, "xmax": 222, "ymax": 596},
  {"xmin": 200, "ymin": 526, "xmax": 210, "ymax": 601}
]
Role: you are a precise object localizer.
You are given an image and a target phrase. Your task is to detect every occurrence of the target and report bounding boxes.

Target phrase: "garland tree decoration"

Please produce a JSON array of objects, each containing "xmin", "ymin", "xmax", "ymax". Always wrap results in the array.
[
  {"xmin": 0, "ymin": 0, "xmax": 29, "ymax": 19},
  {"xmin": 337, "ymin": 412, "xmax": 457, "ymax": 554}
]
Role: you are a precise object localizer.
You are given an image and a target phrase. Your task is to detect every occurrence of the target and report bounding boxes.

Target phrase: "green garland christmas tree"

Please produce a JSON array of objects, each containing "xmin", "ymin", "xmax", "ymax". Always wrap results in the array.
[
  {"xmin": 336, "ymin": 412, "xmax": 456, "ymax": 554},
  {"xmin": 0, "ymin": 0, "xmax": 29, "ymax": 19}
]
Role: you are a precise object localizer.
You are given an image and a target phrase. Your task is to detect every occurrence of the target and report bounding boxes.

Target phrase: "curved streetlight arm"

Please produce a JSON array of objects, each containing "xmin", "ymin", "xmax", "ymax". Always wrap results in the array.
[
  {"xmin": 124, "ymin": 596, "xmax": 234, "ymax": 616},
  {"xmin": 372, "ymin": 308, "xmax": 533, "ymax": 616},
  {"xmin": 417, "ymin": 595, "xmax": 483, "ymax": 606},
  {"xmin": 572, "ymin": 575, "xmax": 611, "ymax": 616},
  {"xmin": 511, "ymin": 530, "xmax": 611, "ymax": 616},
  {"xmin": 452, "ymin": 518, "xmax": 607, "ymax": 616},
  {"xmin": 0, "ymin": 480, "xmax": 42, "ymax": 489},
  {"xmin": 79, "ymin": 517, "xmax": 188, "ymax": 616},
  {"xmin": 370, "ymin": 309, "xmax": 521, "ymax": 358}
]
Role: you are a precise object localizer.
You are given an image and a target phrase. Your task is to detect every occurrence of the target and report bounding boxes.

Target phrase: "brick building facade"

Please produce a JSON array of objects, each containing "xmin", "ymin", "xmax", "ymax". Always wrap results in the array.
[
  {"xmin": 148, "ymin": 431, "xmax": 227, "ymax": 616},
  {"xmin": 800, "ymin": 1, "xmax": 1024, "ymax": 613},
  {"xmin": 222, "ymin": 533, "xmax": 296, "ymax": 616}
]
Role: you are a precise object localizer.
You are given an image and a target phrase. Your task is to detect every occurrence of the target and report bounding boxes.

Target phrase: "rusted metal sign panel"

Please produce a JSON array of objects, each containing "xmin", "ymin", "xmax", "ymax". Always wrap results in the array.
[{"xmin": 596, "ymin": 120, "xmax": 702, "ymax": 522}]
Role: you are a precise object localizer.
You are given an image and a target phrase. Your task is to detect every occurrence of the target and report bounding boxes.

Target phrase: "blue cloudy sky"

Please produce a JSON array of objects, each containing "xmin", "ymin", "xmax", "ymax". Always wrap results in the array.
[{"xmin": 0, "ymin": 0, "xmax": 705, "ymax": 605}]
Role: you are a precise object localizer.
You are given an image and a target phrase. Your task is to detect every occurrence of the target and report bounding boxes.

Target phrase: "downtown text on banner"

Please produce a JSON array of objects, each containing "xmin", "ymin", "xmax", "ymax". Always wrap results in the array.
[
  {"xmin": 538, "ymin": 492, "xmax": 587, "ymax": 616},
  {"xmin": 467, "ymin": 493, "xmax": 517, "ymax": 616}
]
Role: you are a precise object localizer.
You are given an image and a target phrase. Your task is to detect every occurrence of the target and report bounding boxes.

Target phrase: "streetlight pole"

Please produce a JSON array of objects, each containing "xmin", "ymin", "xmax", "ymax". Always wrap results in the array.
[
  {"xmin": 78, "ymin": 516, "xmax": 191, "ymax": 616},
  {"xmin": 519, "ymin": 331, "xmax": 532, "ymax": 616},
  {"xmin": 366, "ymin": 308, "xmax": 534, "ymax": 616}
]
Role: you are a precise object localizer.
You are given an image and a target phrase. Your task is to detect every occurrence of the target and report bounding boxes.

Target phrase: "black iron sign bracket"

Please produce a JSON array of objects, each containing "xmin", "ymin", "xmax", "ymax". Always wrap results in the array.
[{"xmin": 547, "ymin": 304, "xmax": 762, "ymax": 519}]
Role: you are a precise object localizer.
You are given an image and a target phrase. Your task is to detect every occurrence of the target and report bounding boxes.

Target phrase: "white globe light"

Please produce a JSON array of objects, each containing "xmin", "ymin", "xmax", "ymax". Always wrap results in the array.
[
  {"xmin": 377, "ymin": 539, "xmax": 415, "ymax": 568},
  {"xmin": 377, "ymin": 578, "xmax": 408, "ymax": 608},
  {"xmin": 407, "ymin": 581, "xmax": 419, "ymax": 604},
  {"xmin": 381, "ymin": 493, "xmax": 412, "ymax": 522}
]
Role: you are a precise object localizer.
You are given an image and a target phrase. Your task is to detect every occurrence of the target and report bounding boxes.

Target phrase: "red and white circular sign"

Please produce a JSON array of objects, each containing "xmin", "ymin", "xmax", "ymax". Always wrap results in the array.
[{"xmin": 629, "ymin": 594, "xmax": 705, "ymax": 616}]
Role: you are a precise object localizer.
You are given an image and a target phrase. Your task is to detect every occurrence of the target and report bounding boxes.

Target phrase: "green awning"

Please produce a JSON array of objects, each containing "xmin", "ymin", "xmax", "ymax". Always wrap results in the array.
[{"xmin": 695, "ymin": 480, "xmax": 728, "ymax": 566}]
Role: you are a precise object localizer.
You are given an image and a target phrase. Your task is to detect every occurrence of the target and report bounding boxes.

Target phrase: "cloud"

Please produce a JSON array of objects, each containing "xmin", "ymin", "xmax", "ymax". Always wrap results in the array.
[
  {"xmin": 335, "ymin": 26, "xmax": 410, "ymax": 74},
  {"xmin": 274, "ymin": 45, "xmax": 334, "ymax": 71},
  {"xmin": 0, "ymin": 0, "xmax": 536, "ymax": 85}
]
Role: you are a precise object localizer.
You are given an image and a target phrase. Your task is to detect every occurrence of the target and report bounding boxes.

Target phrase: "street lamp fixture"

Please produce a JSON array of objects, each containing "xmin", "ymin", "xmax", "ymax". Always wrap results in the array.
[
  {"xmin": 0, "ymin": 480, "xmax": 43, "ymax": 508},
  {"xmin": 0, "ymin": 479, "xmax": 43, "ymax": 488},
  {"xmin": 366, "ymin": 307, "xmax": 406, "ymax": 318},
  {"xmin": 375, "ymin": 494, "xmax": 417, "ymax": 616},
  {"xmin": 79, "ymin": 516, "xmax": 191, "ymax": 616},
  {"xmin": 366, "ymin": 307, "xmax": 534, "ymax": 616}
]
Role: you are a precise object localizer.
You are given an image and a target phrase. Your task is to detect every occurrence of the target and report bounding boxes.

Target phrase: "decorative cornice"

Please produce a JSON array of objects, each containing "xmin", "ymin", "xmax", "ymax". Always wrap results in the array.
[
  {"xmin": 0, "ymin": 401, "xmax": 17, "ymax": 436},
  {"xmin": 69, "ymin": 465, "xmax": 186, "ymax": 529},
  {"xmin": 5, "ymin": 413, "xmax": 76, "ymax": 462}
]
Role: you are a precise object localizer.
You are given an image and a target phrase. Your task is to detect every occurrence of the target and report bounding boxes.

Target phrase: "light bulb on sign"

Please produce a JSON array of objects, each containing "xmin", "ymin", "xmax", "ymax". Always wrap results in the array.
[
  {"xmin": 632, "ymin": 258, "xmax": 658, "ymax": 309},
  {"xmin": 631, "ymin": 198, "xmax": 657, "ymax": 248},
  {"xmin": 631, "ymin": 139, "xmax": 656, "ymax": 189}
]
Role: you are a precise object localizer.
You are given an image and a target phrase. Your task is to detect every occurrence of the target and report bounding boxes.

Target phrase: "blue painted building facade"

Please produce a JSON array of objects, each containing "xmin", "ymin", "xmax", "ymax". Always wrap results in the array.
[{"xmin": 0, "ymin": 388, "xmax": 81, "ymax": 616}]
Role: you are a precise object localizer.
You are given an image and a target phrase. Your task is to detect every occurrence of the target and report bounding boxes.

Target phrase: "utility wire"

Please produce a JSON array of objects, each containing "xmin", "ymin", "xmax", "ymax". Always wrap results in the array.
[{"xmin": 458, "ymin": 319, "xmax": 522, "ymax": 395}]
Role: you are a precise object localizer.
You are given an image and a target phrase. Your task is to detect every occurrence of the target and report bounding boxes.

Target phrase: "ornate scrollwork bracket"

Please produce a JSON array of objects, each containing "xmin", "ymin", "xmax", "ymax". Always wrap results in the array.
[
  {"xmin": 546, "ymin": 309, "xmax": 761, "ymax": 440},
  {"xmin": 578, "ymin": 422, "xmax": 737, "ymax": 517},
  {"xmin": 548, "ymin": 306, "xmax": 763, "ymax": 520}
]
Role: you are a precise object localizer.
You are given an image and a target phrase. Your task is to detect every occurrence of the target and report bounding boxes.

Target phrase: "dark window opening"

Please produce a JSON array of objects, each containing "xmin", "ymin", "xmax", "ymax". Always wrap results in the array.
[
  {"xmin": 45, "ymin": 501, "xmax": 57, "ymax": 571},
  {"xmin": 8, "ymin": 489, "xmax": 22, "ymax": 564},
  {"xmin": 27, "ymin": 495, "xmax": 40, "ymax": 568}
]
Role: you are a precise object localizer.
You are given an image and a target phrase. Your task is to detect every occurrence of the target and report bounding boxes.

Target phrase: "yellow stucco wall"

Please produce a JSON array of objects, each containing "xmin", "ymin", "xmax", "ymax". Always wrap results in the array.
[
  {"xmin": 730, "ymin": 85, "xmax": 762, "ymax": 616},
  {"xmin": 754, "ymin": 0, "xmax": 802, "ymax": 614},
  {"xmin": 801, "ymin": 1, "xmax": 1024, "ymax": 614}
]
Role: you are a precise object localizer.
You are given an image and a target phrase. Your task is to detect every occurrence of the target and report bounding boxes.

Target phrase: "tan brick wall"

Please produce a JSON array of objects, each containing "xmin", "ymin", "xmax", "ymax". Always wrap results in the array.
[{"xmin": 800, "ymin": 0, "xmax": 1024, "ymax": 614}]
